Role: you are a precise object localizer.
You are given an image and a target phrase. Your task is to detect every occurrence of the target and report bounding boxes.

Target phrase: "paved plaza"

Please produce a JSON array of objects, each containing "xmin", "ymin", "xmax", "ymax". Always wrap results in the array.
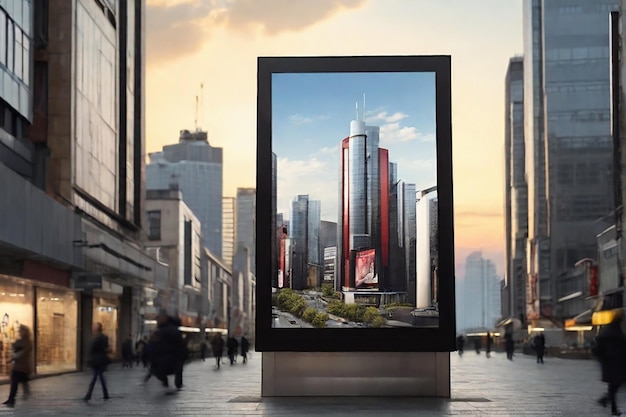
[{"xmin": 0, "ymin": 351, "xmax": 617, "ymax": 416}]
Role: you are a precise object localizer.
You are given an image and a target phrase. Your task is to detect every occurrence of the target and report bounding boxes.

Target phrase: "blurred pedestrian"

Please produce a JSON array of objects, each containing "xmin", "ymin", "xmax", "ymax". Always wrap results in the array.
[
  {"xmin": 485, "ymin": 333, "xmax": 493, "ymax": 358},
  {"xmin": 240, "ymin": 336, "xmax": 250, "ymax": 364},
  {"xmin": 456, "ymin": 335, "xmax": 465, "ymax": 356},
  {"xmin": 122, "ymin": 334, "xmax": 133, "ymax": 368},
  {"xmin": 135, "ymin": 336, "xmax": 146, "ymax": 367},
  {"xmin": 504, "ymin": 331, "xmax": 515, "ymax": 361},
  {"xmin": 593, "ymin": 310, "xmax": 626, "ymax": 416},
  {"xmin": 152, "ymin": 310, "xmax": 185, "ymax": 393},
  {"xmin": 83, "ymin": 322, "xmax": 111, "ymax": 402},
  {"xmin": 227, "ymin": 336, "xmax": 239, "ymax": 365},
  {"xmin": 3, "ymin": 325, "xmax": 32, "ymax": 408},
  {"xmin": 211, "ymin": 333, "xmax": 224, "ymax": 369},
  {"xmin": 534, "ymin": 332, "xmax": 546, "ymax": 364},
  {"xmin": 200, "ymin": 337, "xmax": 208, "ymax": 362},
  {"xmin": 474, "ymin": 338, "xmax": 481, "ymax": 354}
]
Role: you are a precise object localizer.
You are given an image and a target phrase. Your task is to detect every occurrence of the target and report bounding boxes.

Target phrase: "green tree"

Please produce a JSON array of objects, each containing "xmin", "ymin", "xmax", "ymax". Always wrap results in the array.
[
  {"xmin": 312, "ymin": 312, "xmax": 329, "ymax": 328},
  {"xmin": 370, "ymin": 316, "xmax": 386, "ymax": 328},
  {"xmin": 302, "ymin": 307, "xmax": 317, "ymax": 323},
  {"xmin": 363, "ymin": 307, "xmax": 379, "ymax": 324}
]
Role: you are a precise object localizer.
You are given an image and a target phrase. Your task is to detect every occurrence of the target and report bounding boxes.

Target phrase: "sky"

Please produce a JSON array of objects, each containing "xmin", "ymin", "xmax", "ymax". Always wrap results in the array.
[
  {"xmin": 272, "ymin": 71, "xmax": 437, "ymax": 221},
  {"xmin": 144, "ymin": 0, "xmax": 524, "ymax": 277}
]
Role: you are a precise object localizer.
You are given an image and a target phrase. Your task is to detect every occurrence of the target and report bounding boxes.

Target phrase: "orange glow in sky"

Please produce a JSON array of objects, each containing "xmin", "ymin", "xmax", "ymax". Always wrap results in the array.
[{"xmin": 144, "ymin": 0, "xmax": 524, "ymax": 276}]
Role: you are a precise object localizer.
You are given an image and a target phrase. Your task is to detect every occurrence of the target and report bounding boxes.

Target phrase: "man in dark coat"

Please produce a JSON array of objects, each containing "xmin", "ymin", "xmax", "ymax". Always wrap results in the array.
[
  {"xmin": 485, "ymin": 333, "xmax": 493, "ymax": 358},
  {"xmin": 211, "ymin": 333, "xmax": 224, "ymax": 369},
  {"xmin": 594, "ymin": 311, "xmax": 626, "ymax": 416},
  {"xmin": 83, "ymin": 323, "xmax": 111, "ymax": 401},
  {"xmin": 227, "ymin": 337, "xmax": 239, "ymax": 365},
  {"xmin": 240, "ymin": 336, "xmax": 250, "ymax": 364},
  {"xmin": 534, "ymin": 332, "xmax": 546, "ymax": 364},
  {"xmin": 152, "ymin": 311, "xmax": 185, "ymax": 393}
]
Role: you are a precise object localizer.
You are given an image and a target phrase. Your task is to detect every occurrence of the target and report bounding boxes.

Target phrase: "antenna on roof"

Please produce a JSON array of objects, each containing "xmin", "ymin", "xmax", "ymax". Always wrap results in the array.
[
  {"xmin": 199, "ymin": 83, "xmax": 204, "ymax": 131},
  {"xmin": 194, "ymin": 95, "xmax": 199, "ymax": 131},
  {"xmin": 355, "ymin": 101, "xmax": 359, "ymax": 120},
  {"xmin": 363, "ymin": 93, "xmax": 366, "ymax": 122}
]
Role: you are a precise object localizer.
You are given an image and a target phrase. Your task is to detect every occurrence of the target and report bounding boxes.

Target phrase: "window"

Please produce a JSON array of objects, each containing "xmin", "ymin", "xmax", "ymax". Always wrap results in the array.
[
  {"xmin": 147, "ymin": 210, "xmax": 161, "ymax": 240},
  {"xmin": 0, "ymin": 11, "xmax": 6, "ymax": 66}
]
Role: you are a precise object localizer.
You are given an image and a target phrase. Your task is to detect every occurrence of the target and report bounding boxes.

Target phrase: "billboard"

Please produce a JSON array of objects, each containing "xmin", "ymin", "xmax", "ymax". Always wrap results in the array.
[
  {"xmin": 355, "ymin": 249, "xmax": 378, "ymax": 290},
  {"xmin": 256, "ymin": 55, "xmax": 455, "ymax": 352}
]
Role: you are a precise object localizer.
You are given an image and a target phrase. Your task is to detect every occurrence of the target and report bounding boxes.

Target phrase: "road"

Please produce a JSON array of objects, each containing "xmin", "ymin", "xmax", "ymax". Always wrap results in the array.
[{"xmin": 0, "ymin": 350, "xmax": 615, "ymax": 416}]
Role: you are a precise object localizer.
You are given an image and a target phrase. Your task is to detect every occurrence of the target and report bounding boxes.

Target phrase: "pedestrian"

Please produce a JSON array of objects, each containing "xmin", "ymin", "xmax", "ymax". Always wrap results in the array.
[
  {"xmin": 474, "ymin": 338, "xmax": 481, "ymax": 354},
  {"xmin": 241, "ymin": 336, "xmax": 250, "ymax": 364},
  {"xmin": 83, "ymin": 322, "xmax": 111, "ymax": 402},
  {"xmin": 504, "ymin": 331, "xmax": 515, "ymax": 361},
  {"xmin": 200, "ymin": 337, "xmax": 208, "ymax": 362},
  {"xmin": 485, "ymin": 333, "xmax": 492, "ymax": 358},
  {"xmin": 456, "ymin": 335, "xmax": 464, "ymax": 356},
  {"xmin": 227, "ymin": 336, "xmax": 239, "ymax": 365},
  {"xmin": 135, "ymin": 336, "xmax": 146, "ymax": 367},
  {"xmin": 152, "ymin": 310, "xmax": 185, "ymax": 393},
  {"xmin": 211, "ymin": 333, "xmax": 224, "ymax": 369},
  {"xmin": 143, "ymin": 332, "xmax": 158, "ymax": 383},
  {"xmin": 593, "ymin": 310, "xmax": 626, "ymax": 416},
  {"xmin": 122, "ymin": 334, "xmax": 133, "ymax": 368},
  {"xmin": 3, "ymin": 325, "xmax": 33, "ymax": 408},
  {"xmin": 534, "ymin": 332, "xmax": 546, "ymax": 364}
]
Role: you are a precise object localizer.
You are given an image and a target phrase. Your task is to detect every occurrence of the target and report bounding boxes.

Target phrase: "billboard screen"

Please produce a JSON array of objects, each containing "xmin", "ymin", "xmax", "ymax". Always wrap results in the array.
[{"xmin": 257, "ymin": 55, "xmax": 455, "ymax": 352}]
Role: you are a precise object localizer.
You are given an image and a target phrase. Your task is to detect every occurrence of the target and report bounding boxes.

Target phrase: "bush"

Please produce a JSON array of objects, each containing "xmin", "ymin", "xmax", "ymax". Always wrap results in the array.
[
  {"xmin": 312, "ymin": 312, "xmax": 329, "ymax": 328},
  {"xmin": 363, "ymin": 307, "xmax": 380, "ymax": 324},
  {"xmin": 289, "ymin": 297, "xmax": 307, "ymax": 318},
  {"xmin": 370, "ymin": 316, "xmax": 387, "ymax": 328},
  {"xmin": 322, "ymin": 283, "xmax": 335, "ymax": 297},
  {"xmin": 302, "ymin": 307, "xmax": 317, "ymax": 323}
]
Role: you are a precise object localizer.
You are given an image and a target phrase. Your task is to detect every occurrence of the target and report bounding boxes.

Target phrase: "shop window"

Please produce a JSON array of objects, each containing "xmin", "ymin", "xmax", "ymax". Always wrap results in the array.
[
  {"xmin": 147, "ymin": 210, "xmax": 161, "ymax": 240},
  {"xmin": 0, "ymin": 279, "xmax": 34, "ymax": 379}
]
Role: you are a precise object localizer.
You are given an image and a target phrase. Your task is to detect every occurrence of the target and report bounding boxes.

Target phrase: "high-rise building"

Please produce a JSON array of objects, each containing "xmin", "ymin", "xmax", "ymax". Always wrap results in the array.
[
  {"xmin": 222, "ymin": 197, "xmax": 236, "ymax": 267},
  {"xmin": 504, "ymin": 56, "xmax": 527, "ymax": 323},
  {"xmin": 288, "ymin": 195, "xmax": 321, "ymax": 290},
  {"xmin": 524, "ymin": 0, "xmax": 618, "ymax": 320},
  {"xmin": 236, "ymin": 187, "xmax": 256, "ymax": 274},
  {"xmin": 457, "ymin": 252, "xmax": 502, "ymax": 332},
  {"xmin": 146, "ymin": 129, "xmax": 223, "ymax": 256},
  {"xmin": 337, "ymin": 120, "xmax": 390, "ymax": 292}
]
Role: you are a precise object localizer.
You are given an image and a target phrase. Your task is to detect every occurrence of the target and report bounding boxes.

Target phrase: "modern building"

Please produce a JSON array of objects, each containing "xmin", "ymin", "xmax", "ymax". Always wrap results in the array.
[
  {"xmin": 416, "ymin": 194, "xmax": 437, "ymax": 308},
  {"xmin": 222, "ymin": 197, "xmax": 236, "ymax": 267},
  {"xmin": 457, "ymin": 252, "xmax": 502, "ymax": 332},
  {"xmin": 524, "ymin": 0, "xmax": 618, "ymax": 321},
  {"xmin": 503, "ymin": 56, "xmax": 527, "ymax": 323},
  {"xmin": 235, "ymin": 188, "xmax": 256, "ymax": 274},
  {"xmin": 288, "ymin": 195, "xmax": 321, "ymax": 290},
  {"xmin": 0, "ymin": 0, "xmax": 166, "ymax": 380},
  {"xmin": 146, "ymin": 129, "xmax": 223, "ymax": 256},
  {"xmin": 337, "ymin": 120, "xmax": 390, "ymax": 293},
  {"xmin": 145, "ymin": 189, "xmax": 204, "ymax": 327},
  {"xmin": 204, "ymin": 247, "xmax": 232, "ymax": 333}
]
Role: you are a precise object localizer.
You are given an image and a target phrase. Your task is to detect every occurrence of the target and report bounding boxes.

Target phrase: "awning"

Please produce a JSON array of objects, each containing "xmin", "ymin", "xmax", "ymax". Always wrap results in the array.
[
  {"xmin": 495, "ymin": 317, "xmax": 522, "ymax": 330},
  {"xmin": 592, "ymin": 308, "xmax": 625, "ymax": 326},
  {"xmin": 566, "ymin": 309, "xmax": 593, "ymax": 326}
]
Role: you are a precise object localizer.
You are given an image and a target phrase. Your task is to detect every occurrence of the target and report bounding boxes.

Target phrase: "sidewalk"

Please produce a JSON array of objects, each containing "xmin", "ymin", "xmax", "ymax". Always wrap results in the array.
[{"xmin": 0, "ymin": 351, "xmax": 616, "ymax": 416}]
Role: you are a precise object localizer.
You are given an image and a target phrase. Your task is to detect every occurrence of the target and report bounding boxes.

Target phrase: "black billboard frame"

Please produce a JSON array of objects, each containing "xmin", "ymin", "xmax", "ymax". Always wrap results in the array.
[{"xmin": 256, "ymin": 55, "xmax": 455, "ymax": 352}]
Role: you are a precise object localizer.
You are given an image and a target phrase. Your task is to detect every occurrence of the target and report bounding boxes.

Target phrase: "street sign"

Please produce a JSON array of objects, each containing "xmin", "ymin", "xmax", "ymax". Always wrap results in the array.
[{"xmin": 74, "ymin": 274, "xmax": 102, "ymax": 290}]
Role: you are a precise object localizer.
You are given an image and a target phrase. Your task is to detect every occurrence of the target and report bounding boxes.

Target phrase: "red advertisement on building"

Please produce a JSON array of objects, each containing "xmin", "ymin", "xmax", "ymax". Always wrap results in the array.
[{"xmin": 355, "ymin": 249, "xmax": 378, "ymax": 290}]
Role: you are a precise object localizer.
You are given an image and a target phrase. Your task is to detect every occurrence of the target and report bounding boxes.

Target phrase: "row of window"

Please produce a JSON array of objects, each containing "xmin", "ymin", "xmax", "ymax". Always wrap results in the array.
[
  {"xmin": 545, "ymin": 83, "xmax": 608, "ymax": 94},
  {"xmin": 545, "ymin": 46, "xmax": 609, "ymax": 62},
  {"xmin": 552, "ymin": 4, "xmax": 616, "ymax": 15},
  {"xmin": 0, "ymin": 9, "xmax": 31, "ymax": 86}
]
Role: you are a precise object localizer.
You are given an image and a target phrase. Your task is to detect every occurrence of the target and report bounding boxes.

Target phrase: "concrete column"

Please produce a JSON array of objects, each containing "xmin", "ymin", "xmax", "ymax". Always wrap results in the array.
[
  {"xmin": 80, "ymin": 292, "xmax": 94, "ymax": 370},
  {"xmin": 119, "ymin": 286, "xmax": 133, "ymax": 348}
]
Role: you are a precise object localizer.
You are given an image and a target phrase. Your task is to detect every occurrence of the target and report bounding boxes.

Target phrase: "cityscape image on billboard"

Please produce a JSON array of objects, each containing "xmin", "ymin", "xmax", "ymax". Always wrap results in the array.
[{"xmin": 271, "ymin": 71, "xmax": 439, "ymax": 329}]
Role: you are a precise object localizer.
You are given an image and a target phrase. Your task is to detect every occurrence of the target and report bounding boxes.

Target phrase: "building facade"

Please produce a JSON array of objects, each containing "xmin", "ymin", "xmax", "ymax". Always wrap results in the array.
[
  {"xmin": 0, "ymin": 0, "xmax": 165, "ymax": 380},
  {"xmin": 524, "ymin": 0, "xmax": 618, "ymax": 321},
  {"xmin": 146, "ymin": 129, "xmax": 223, "ymax": 257},
  {"xmin": 503, "ymin": 56, "xmax": 528, "ymax": 323},
  {"xmin": 222, "ymin": 197, "xmax": 236, "ymax": 267},
  {"xmin": 288, "ymin": 195, "xmax": 322, "ymax": 290},
  {"xmin": 457, "ymin": 252, "xmax": 502, "ymax": 332}
]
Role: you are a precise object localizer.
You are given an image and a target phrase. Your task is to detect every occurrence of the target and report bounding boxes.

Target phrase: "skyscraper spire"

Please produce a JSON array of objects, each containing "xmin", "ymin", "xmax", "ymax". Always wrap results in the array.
[{"xmin": 355, "ymin": 101, "xmax": 359, "ymax": 120}]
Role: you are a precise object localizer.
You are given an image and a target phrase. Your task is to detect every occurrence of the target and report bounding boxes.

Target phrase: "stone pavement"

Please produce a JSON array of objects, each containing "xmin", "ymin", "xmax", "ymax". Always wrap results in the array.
[{"xmin": 0, "ymin": 350, "xmax": 618, "ymax": 416}]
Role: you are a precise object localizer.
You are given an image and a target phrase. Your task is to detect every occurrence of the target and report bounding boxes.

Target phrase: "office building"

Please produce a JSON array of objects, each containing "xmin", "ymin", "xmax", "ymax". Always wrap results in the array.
[
  {"xmin": 222, "ymin": 197, "xmax": 236, "ymax": 267},
  {"xmin": 146, "ymin": 129, "xmax": 223, "ymax": 257},
  {"xmin": 288, "ymin": 195, "xmax": 321, "ymax": 290},
  {"xmin": 503, "ymin": 56, "xmax": 527, "ymax": 322},
  {"xmin": 524, "ymin": 0, "xmax": 618, "ymax": 320},
  {"xmin": 457, "ymin": 252, "xmax": 502, "ymax": 332}
]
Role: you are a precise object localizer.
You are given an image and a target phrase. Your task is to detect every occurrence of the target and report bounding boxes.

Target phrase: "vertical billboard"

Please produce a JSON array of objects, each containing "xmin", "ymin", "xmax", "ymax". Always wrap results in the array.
[{"xmin": 256, "ymin": 55, "xmax": 455, "ymax": 352}]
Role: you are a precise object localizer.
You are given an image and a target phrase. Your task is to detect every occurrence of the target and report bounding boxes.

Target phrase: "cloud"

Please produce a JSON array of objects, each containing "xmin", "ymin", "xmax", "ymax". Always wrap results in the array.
[
  {"xmin": 216, "ymin": 0, "xmax": 367, "ymax": 35},
  {"xmin": 288, "ymin": 113, "xmax": 329, "ymax": 125},
  {"xmin": 146, "ymin": 0, "xmax": 367, "ymax": 63},
  {"xmin": 317, "ymin": 144, "xmax": 340, "ymax": 155},
  {"xmin": 146, "ymin": 0, "xmax": 223, "ymax": 64},
  {"xmin": 366, "ymin": 110, "xmax": 408, "ymax": 124},
  {"xmin": 380, "ymin": 123, "xmax": 435, "ymax": 145}
]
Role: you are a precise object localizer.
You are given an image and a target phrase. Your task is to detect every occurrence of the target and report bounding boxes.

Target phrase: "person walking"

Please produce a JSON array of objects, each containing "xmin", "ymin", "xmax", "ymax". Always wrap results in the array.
[
  {"xmin": 240, "ymin": 336, "xmax": 250, "ymax": 364},
  {"xmin": 211, "ymin": 333, "xmax": 224, "ymax": 369},
  {"xmin": 83, "ymin": 322, "xmax": 111, "ymax": 402},
  {"xmin": 122, "ymin": 334, "xmax": 133, "ymax": 368},
  {"xmin": 227, "ymin": 336, "xmax": 239, "ymax": 365},
  {"xmin": 456, "ymin": 335, "xmax": 465, "ymax": 356},
  {"xmin": 485, "ymin": 333, "xmax": 493, "ymax": 358},
  {"xmin": 594, "ymin": 311, "xmax": 626, "ymax": 416},
  {"xmin": 152, "ymin": 311, "xmax": 184, "ymax": 393},
  {"xmin": 534, "ymin": 332, "xmax": 546, "ymax": 364},
  {"xmin": 135, "ymin": 336, "xmax": 146, "ymax": 367},
  {"xmin": 504, "ymin": 331, "xmax": 515, "ymax": 361},
  {"xmin": 200, "ymin": 337, "xmax": 208, "ymax": 362},
  {"xmin": 3, "ymin": 325, "xmax": 33, "ymax": 408}
]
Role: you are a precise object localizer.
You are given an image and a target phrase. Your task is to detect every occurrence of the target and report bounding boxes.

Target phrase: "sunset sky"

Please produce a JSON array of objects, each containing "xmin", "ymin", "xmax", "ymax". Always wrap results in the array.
[{"xmin": 144, "ymin": 0, "xmax": 524, "ymax": 277}]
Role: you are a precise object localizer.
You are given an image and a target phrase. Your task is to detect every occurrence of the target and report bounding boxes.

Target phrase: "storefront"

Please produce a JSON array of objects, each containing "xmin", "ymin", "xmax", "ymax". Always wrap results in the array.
[
  {"xmin": 92, "ymin": 294, "xmax": 120, "ymax": 359},
  {"xmin": 0, "ymin": 275, "xmax": 79, "ymax": 379},
  {"xmin": 35, "ymin": 287, "xmax": 79, "ymax": 374},
  {"xmin": 0, "ymin": 278, "xmax": 34, "ymax": 379}
]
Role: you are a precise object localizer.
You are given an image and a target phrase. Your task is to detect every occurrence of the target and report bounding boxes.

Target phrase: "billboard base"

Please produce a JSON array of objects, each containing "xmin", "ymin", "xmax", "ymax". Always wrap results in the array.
[{"xmin": 261, "ymin": 351, "xmax": 450, "ymax": 397}]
